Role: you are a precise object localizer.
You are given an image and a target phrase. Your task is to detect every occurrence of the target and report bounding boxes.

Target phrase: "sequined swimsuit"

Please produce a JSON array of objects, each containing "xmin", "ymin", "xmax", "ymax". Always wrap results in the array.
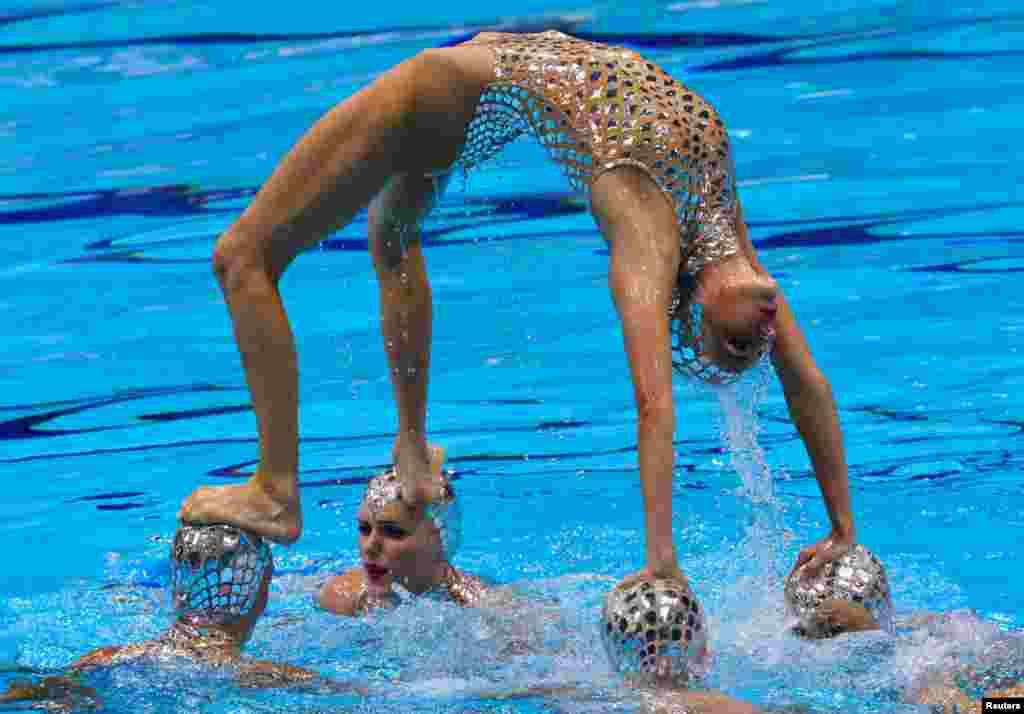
[{"xmin": 457, "ymin": 30, "xmax": 741, "ymax": 277}]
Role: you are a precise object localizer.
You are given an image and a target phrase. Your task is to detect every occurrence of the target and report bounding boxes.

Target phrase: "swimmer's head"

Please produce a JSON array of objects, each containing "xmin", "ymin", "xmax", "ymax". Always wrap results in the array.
[
  {"xmin": 358, "ymin": 471, "xmax": 461, "ymax": 595},
  {"xmin": 784, "ymin": 544, "xmax": 894, "ymax": 638},
  {"xmin": 601, "ymin": 576, "xmax": 709, "ymax": 689},
  {"xmin": 170, "ymin": 524, "xmax": 273, "ymax": 641},
  {"xmin": 672, "ymin": 256, "xmax": 778, "ymax": 383}
]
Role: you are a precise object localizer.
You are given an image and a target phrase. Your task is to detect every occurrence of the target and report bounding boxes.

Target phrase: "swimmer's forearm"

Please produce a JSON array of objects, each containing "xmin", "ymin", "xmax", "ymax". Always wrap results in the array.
[
  {"xmin": 638, "ymin": 404, "xmax": 679, "ymax": 570},
  {"xmin": 783, "ymin": 372, "xmax": 854, "ymax": 536}
]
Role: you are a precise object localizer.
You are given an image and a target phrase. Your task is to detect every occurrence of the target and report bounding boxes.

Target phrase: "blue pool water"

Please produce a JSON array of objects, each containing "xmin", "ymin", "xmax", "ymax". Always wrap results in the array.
[{"xmin": 1, "ymin": 0, "xmax": 1022, "ymax": 711}]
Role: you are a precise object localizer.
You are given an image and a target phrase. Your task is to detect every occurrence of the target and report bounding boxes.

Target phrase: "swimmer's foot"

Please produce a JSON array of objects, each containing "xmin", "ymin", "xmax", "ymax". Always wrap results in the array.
[
  {"xmin": 393, "ymin": 442, "xmax": 447, "ymax": 507},
  {"xmin": 178, "ymin": 479, "xmax": 302, "ymax": 545}
]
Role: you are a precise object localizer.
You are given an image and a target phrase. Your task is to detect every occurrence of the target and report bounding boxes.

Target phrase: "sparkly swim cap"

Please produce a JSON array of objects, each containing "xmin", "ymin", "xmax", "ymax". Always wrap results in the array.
[
  {"xmin": 362, "ymin": 470, "xmax": 461, "ymax": 561},
  {"xmin": 784, "ymin": 544, "xmax": 894, "ymax": 635},
  {"xmin": 601, "ymin": 577, "xmax": 708, "ymax": 686},
  {"xmin": 170, "ymin": 524, "xmax": 272, "ymax": 626}
]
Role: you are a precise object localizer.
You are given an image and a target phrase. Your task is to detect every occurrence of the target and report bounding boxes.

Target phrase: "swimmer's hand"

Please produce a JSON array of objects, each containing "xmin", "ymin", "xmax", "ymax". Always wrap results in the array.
[
  {"xmin": 790, "ymin": 530, "xmax": 855, "ymax": 581},
  {"xmin": 619, "ymin": 564, "xmax": 690, "ymax": 592},
  {"xmin": 178, "ymin": 474, "xmax": 302, "ymax": 545}
]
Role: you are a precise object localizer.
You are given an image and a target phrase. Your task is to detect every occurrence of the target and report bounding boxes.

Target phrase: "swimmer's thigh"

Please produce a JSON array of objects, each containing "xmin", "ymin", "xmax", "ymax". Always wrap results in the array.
[{"xmin": 399, "ymin": 46, "xmax": 494, "ymax": 174}]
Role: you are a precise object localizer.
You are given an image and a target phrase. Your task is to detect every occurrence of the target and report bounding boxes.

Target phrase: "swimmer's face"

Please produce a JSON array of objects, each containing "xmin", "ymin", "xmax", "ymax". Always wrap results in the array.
[
  {"xmin": 357, "ymin": 500, "xmax": 443, "ymax": 597},
  {"xmin": 796, "ymin": 598, "xmax": 879, "ymax": 639},
  {"xmin": 700, "ymin": 260, "xmax": 778, "ymax": 373}
]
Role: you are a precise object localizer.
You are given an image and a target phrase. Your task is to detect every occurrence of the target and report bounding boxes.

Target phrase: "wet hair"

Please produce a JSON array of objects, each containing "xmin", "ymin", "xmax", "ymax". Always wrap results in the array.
[{"xmin": 669, "ymin": 269, "xmax": 772, "ymax": 385}]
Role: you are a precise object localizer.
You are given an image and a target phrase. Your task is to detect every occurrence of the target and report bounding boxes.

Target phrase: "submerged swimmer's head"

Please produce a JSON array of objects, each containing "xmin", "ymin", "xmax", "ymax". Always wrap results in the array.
[
  {"xmin": 170, "ymin": 524, "xmax": 273, "ymax": 641},
  {"xmin": 672, "ymin": 255, "xmax": 779, "ymax": 384},
  {"xmin": 358, "ymin": 471, "xmax": 461, "ymax": 597},
  {"xmin": 784, "ymin": 544, "xmax": 894, "ymax": 638},
  {"xmin": 601, "ymin": 577, "xmax": 709, "ymax": 689}
]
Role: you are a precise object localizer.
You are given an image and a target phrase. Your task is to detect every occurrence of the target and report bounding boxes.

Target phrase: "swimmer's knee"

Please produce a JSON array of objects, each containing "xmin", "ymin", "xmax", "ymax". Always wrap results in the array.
[{"xmin": 369, "ymin": 232, "xmax": 415, "ymax": 273}]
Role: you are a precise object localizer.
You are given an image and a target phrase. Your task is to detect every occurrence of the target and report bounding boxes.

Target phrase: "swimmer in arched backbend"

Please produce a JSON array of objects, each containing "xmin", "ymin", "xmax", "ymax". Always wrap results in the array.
[
  {"xmin": 179, "ymin": 30, "xmax": 858, "ymax": 589},
  {"xmin": 319, "ymin": 469, "xmax": 488, "ymax": 615},
  {"xmin": 0, "ymin": 524, "xmax": 356, "ymax": 710}
]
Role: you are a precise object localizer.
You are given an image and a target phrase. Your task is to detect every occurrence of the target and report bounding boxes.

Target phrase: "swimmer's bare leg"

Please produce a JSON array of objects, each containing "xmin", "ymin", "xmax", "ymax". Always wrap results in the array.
[
  {"xmin": 369, "ymin": 172, "xmax": 450, "ymax": 501},
  {"xmin": 591, "ymin": 166, "xmax": 684, "ymax": 582},
  {"xmin": 179, "ymin": 47, "xmax": 491, "ymax": 542}
]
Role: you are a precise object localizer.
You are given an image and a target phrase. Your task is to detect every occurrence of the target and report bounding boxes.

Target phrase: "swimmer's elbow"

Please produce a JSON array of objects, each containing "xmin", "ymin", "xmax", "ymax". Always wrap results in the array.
[{"xmin": 779, "ymin": 358, "xmax": 832, "ymax": 402}]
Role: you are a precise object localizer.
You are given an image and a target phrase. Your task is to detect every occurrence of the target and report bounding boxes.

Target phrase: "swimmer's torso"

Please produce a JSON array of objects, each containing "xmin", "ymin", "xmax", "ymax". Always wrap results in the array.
[{"xmin": 458, "ymin": 30, "xmax": 740, "ymax": 272}]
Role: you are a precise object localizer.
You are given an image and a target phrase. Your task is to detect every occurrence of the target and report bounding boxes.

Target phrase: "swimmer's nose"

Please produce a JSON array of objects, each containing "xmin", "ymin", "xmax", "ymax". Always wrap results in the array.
[
  {"xmin": 757, "ymin": 276, "xmax": 779, "ymax": 302},
  {"xmin": 754, "ymin": 278, "xmax": 779, "ymax": 321}
]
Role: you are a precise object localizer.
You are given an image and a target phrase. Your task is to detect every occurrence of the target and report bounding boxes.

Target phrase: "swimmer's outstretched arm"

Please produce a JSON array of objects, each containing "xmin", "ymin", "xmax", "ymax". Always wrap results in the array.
[
  {"xmin": 733, "ymin": 202, "xmax": 855, "ymax": 573},
  {"xmin": 0, "ymin": 646, "xmax": 362, "ymax": 708},
  {"xmin": 177, "ymin": 48, "xmax": 491, "ymax": 542},
  {"xmin": 234, "ymin": 660, "xmax": 366, "ymax": 694}
]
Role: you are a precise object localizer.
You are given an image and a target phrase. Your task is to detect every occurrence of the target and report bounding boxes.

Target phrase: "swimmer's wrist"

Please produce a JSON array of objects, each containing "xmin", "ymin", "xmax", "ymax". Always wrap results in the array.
[{"xmin": 646, "ymin": 544, "xmax": 679, "ymax": 575}]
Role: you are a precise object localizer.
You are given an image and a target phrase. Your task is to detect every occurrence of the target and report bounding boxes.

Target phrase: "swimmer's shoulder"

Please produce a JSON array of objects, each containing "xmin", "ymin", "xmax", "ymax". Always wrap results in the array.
[{"xmin": 319, "ymin": 568, "xmax": 366, "ymax": 617}]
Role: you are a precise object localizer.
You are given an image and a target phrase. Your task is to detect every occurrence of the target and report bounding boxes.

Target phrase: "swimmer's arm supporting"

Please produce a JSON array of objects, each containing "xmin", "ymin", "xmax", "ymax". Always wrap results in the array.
[
  {"xmin": 607, "ymin": 214, "xmax": 680, "ymax": 577},
  {"xmin": 733, "ymin": 202, "xmax": 854, "ymax": 540}
]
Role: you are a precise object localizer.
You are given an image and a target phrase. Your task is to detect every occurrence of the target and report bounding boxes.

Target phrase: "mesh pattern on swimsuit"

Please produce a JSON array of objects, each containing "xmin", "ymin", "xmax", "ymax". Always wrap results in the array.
[
  {"xmin": 459, "ymin": 31, "xmax": 743, "ymax": 382},
  {"xmin": 170, "ymin": 525, "xmax": 271, "ymax": 626}
]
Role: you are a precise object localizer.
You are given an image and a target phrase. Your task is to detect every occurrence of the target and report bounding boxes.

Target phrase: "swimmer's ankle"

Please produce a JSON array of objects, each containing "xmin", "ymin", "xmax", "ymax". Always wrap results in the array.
[{"xmin": 252, "ymin": 468, "xmax": 300, "ymax": 505}]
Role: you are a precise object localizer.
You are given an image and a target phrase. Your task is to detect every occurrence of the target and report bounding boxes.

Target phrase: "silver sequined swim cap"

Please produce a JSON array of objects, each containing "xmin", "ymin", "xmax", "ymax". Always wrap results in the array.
[
  {"xmin": 784, "ymin": 544, "xmax": 894, "ymax": 635},
  {"xmin": 601, "ymin": 577, "xmax": 708, "ymax": 686},
  {"xmin": 170, "ymin": 524, "xmax": 272, "ymax": 626},
  {"xmin": 362, "ymin": 470, "xmax": 461, "ymax": 561}
]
